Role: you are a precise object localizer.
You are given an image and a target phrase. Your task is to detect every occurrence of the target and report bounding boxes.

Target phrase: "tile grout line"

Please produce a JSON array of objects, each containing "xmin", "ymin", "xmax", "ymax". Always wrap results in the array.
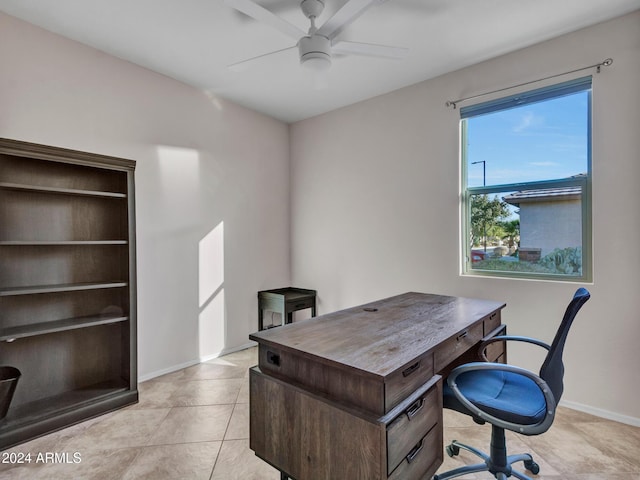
[{"xmin": 208, "ymin": 384, "xmax": 244, "ymax": 480}]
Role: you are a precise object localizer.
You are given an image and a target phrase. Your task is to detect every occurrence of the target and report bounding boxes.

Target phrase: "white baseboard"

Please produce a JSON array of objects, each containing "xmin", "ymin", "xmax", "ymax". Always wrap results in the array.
[
  {"xmin": 199, "ymin": 341, "xmax": 257, "ymax": 363},
  {"xmin": 138, "ymin": 358, "xmax": 200, "ymax": 383},
  {"xmin": 560, "ymin": 399, "xmax": 640, "ymax": 427},
  {"xmin": 138, "ymin": 341, "xmax": 258, "ymax": 383}
]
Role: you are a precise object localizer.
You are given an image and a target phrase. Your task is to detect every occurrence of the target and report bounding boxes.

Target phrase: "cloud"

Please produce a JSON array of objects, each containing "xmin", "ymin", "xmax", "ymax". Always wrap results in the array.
[
  {"xmin": 512, "ymin": 111, "xmax": 543, "ymax": 133},
  {"xmin": 529, "ymin": 161, "xmax": 560, "ymax": 167}
]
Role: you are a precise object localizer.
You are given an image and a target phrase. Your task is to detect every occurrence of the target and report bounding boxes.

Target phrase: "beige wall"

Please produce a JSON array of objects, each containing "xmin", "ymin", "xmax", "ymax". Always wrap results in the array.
[
  {"xmin": 0, "ymin": 13, "xmax": 291, "ymax": 379},
  {"xmin": 519, "ymin": 199, "xmax": 582, "ymax": 256},
  {"xmin": 291, "ymin": 12, "xmax": 640, "ymax": 424}
]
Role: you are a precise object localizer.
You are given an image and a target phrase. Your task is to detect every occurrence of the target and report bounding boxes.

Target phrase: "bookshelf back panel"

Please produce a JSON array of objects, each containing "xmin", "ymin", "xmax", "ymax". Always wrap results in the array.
[
  {"xmin": 0, "ymin": 288, "xmax": 128, "ymax": 329},
  {"xmin": 0, "ymin": 154, "xmax": 128, "ymax": 193},
  {"xmin": 0, "ymin": 191, "xmax": 128, "ymax": 242},
  {"xmin": 0, "ymin": 245, "xmax": 129, "ymax": 289},
  {"xmin": 0, "ymin": 323, "xmax": 127, "ymax": 406}
]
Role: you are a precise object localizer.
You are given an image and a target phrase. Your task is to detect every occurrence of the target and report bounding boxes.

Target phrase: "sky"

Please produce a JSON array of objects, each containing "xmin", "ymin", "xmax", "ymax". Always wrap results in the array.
[{"xmin": 465, "ymin": 90, "xmax": 589, "ymax": 188}]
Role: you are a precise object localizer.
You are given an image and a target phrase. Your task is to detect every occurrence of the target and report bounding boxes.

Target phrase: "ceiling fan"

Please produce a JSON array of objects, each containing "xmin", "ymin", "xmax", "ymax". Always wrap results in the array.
[{"xmin": 225, "ymin": 0, "xmax": 409, "ymax": 74}]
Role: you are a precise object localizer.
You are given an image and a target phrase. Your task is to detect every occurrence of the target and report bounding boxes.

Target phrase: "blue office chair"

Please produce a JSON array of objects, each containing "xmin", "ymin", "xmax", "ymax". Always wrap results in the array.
[{"xmin": 434, "ymin": 288, "xmax": 590, "ymax": 480}]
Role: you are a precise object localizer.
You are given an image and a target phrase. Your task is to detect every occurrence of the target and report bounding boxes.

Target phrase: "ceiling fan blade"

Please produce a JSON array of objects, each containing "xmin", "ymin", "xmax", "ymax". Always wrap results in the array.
[
  {"xmin": 228, "ymin": 45, "xmax": 297, "ymax": 72},
  {"xmin": 332, "ymin": 40, "xmax": 408, "ymax": 59},
  {"xmin": 316, "ymin": 0, "xmax": 378, "ymax": 40},
  {"xmin": 225, "ymin": 0, "xmax": 306, "ymax": 40}
]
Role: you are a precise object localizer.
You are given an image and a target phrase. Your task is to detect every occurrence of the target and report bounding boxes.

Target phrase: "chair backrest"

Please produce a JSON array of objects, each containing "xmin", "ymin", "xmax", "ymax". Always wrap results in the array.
[{"xmin": 539, "ymin": 288, "xmax": 591, "ymax": 403}]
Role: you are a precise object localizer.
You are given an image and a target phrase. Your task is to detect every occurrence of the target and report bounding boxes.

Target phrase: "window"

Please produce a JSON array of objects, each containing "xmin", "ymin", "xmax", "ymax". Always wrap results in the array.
[{"xmin": 461, "ymin": 77, "xmax": 592, "ymax": 281}]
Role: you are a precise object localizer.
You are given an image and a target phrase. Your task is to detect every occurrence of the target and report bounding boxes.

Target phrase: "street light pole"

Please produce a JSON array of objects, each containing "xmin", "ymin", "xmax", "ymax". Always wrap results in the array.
[
  {"xmin": 471, "ymin": 160, "xmax": 486, "ymax": 186},
  {"xmin": 472, "ymin": 161, "xmax": 487, "ymax": 251}
]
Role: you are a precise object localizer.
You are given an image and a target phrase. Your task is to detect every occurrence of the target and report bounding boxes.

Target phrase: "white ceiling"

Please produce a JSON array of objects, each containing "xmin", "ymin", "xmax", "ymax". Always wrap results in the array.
[{"xmin": 0, "ymin": 0, "xmax": 638, "ymax": 123}]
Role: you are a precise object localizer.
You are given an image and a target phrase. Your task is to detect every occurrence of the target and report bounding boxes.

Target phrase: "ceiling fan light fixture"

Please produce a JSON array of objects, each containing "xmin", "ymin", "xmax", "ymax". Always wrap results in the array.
[
  {"xmin": 303, "ymin": 56, "xmax": 330, "ymax": 90},
  {"xmin": 298, "ymin": 34, "xmax": 331, "ymax": 71},
  {"xmin": 301, "ymin": 52, "xmax": 332, "ymax": 72}
]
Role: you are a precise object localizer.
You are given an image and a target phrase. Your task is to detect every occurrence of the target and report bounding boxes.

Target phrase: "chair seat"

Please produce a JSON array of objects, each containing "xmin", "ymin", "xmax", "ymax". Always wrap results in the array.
[{"xmin": 443, "ymin": 370, "xmax": 547, "ymax": 426}]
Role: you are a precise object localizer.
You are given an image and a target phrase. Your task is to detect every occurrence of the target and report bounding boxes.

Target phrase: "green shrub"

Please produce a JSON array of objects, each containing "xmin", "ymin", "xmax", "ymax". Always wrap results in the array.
[
  {"xmin": 539, "ymin": 247, "xmax": 582, "ymax": 275},
  {"xmin": 472, "ymin": 259, "xmax": 556, "ymax": 274},
  {"xmin": 471, "ymin": 246, "xmax": 582, "ymax": 276}
]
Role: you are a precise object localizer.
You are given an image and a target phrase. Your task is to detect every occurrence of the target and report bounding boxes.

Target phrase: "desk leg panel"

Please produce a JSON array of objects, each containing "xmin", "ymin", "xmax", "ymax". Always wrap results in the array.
[{"xmin": 250, "ymin": 368, "xmax": 384, "ymax": 480}]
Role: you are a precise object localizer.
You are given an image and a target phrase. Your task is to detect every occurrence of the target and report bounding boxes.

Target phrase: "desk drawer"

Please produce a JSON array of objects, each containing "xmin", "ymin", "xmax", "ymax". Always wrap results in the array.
[
  {"xmin": 388, "ymin": 424, "xmax": 442, "ymax": 480},
  {"xmin": 385, "ymin": 352, "xmax": 434, "ymax": 412},
  {"xmin": 434, "ymin": 322, "xmax": 483, "ymax": 373},
  {"xmin": 484, "ymin": 325, "xmax": 507, "ymax": 363},
  {"xmin": 387, "ymin": 384, "xmax": 439, "ymax": 474},
  {"xmin": 484, "ymin": 310, "xmax": 501, "ymax": 335},
  {"xmin": 286, "ymin": 297, "xmax": 315, "ymax": 311}
]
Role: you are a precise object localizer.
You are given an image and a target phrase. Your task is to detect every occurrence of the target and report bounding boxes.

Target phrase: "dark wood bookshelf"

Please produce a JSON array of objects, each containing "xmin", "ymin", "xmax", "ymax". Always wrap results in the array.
[{"xmin": 0, "ymin": 138, "xmax": 138, "ymax": 450}]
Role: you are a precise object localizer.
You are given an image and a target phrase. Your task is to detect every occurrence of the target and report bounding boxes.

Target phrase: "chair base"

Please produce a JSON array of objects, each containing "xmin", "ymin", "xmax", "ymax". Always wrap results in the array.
[{"xmin": 433, "ymin": 426, "xmax": 540, "ymax": 480}]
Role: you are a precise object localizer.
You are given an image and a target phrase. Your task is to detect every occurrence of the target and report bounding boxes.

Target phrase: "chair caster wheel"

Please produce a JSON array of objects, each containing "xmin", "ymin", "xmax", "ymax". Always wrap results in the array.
[
  {"xmin": 446, "ymin": 443, "xmax": 460, "ymax": 457},
  {"xmin": 524, "ymin": 459, "xmax": 540, "ymax": 474}
]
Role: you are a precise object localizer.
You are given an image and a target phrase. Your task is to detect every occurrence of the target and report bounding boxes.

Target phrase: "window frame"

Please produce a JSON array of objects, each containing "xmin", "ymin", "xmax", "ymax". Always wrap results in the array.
[{"xmin": 460, "ymin": 77, "xmax": 593, "ymax": 282}]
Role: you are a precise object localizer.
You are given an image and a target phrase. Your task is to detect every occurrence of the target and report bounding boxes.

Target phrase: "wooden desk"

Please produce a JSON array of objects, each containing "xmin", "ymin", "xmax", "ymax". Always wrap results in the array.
[{"xmin": 249, "ymin": 292, "xmax": 506, "ymax": 480}]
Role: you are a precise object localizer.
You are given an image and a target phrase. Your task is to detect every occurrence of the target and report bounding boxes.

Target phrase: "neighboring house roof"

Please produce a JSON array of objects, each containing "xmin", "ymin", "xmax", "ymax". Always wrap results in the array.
[{"xmin": 503, "ymin": 186, "xmax": 581, "ymax": 207}]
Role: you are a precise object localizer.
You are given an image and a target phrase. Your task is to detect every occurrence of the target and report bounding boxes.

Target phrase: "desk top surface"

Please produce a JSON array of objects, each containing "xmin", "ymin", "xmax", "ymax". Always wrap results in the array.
[{"xmin": 250, "ymin": 292, "xmax": 505, "ymax": 377}]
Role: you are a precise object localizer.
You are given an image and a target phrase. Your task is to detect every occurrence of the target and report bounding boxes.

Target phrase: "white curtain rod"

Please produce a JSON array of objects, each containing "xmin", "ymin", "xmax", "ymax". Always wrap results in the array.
[{"xmin": 446, "ymin": 58, "xmax": 613, "ymax": 109}]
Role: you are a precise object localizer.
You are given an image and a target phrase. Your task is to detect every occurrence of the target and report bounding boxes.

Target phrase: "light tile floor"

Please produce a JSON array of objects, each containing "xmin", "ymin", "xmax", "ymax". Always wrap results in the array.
[{"xmin": 1, "ymin": 347, "xmax": 638, "ymax": 479}]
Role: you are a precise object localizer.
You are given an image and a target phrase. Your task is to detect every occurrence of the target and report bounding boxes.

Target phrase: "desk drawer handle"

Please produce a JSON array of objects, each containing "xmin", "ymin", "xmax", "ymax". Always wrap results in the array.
[
  {"xmin": 267, "ymin": 351, "xmax": 280, "ymax": 366},
  {"xmin": 406, "ymin": 439, "xmax": 424, "ymax": 464},
  {"xmin": 295, "ymin": 303, "xmax": 307, "ymax": 308},
  {"xmin": 402, "ymin": 361, "xmax": 421, "ymax": 377},
  {"xmin": 457, "ymin": 331, "xmax": 469, "ymax": 341},
  {"xmin": 406, "ymin": 398, "xmax": 425, "ymax": 420}
]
